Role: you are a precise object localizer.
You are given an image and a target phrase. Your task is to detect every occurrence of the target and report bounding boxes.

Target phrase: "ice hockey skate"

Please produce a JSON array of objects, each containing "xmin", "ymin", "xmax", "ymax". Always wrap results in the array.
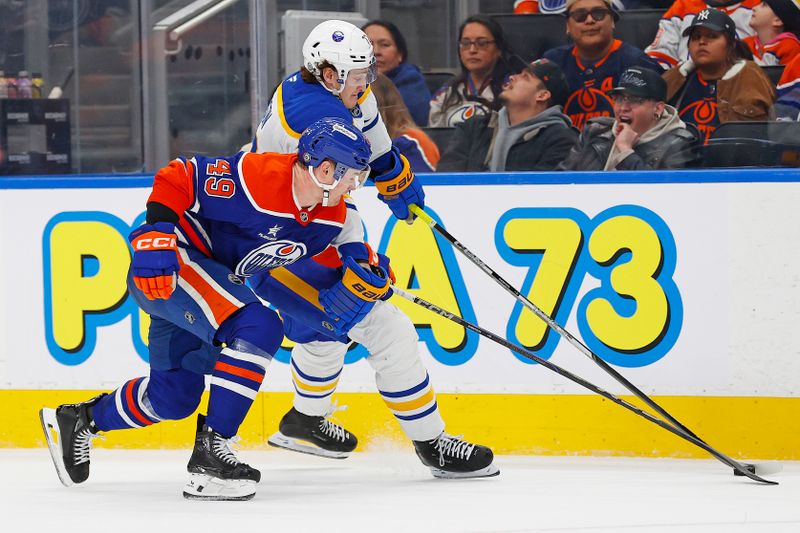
[
  {"xmin": 183, "ymin": 414, "xmax": 261, "ymax": 501},
  {"xmin": 413, "ymin": 432, "xmax": 500, "ymax": 479},
  {"xmin": 39, "ymin": 394, "xmax": 106, "ymax": 487},
  {"xmin": 268, "ymin": 406, "xmax": 357, "ymax": 459}
]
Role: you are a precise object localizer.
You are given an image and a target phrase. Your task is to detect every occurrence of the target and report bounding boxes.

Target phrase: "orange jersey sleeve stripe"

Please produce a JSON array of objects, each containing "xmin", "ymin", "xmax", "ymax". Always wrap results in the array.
[
  {"xmin": 403, "ymin": 129, "xmax": 441, "ymax": 168},
  {"xmin": 148, "ymin": 159, "xmax": 195, "ymax": 217}
]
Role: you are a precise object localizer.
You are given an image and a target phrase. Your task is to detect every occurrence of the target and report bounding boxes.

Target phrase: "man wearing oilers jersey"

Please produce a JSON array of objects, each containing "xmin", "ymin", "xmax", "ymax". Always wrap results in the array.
[
  {"xmin": 250, "ymin": 19, "xmax": 498, "ymax": 479},
  {"xmin": 39, "ymin": 118, "xmax": 379, "ymax": 501}
]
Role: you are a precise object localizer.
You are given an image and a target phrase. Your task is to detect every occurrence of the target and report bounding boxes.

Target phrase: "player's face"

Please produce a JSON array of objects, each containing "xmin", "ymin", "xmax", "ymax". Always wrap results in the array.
[
  {"xmin": 365, "ymin": 24, "xmax": 402, "ymax": 73},
  {"xmin": 340, "ymin": 68, "xmax": 372, "ymax": 108},
  {"xmin": 500, "ymin": 70, "xmax": 546, "ymax": 107},
  {"xmin": 566, "ymin": 0, "xmax": 615, "ymax": 53},
  {"xmin": 459, "ymin": 22, "xmax": 501, "ymax": 78},
  {"xmin": 316, "ymin": 161, "xmax": 369, "ymax": 206},
  {"xmin": 613, "ymin": 93, "xmax": 665, "ymax": 135},
  {"xmin": 749, "ymin": 2, "xmax": 777, "ymax": 32},
  {"xmin": 688, "ymin": 27, "xmax": 729, "ymax": 68}
]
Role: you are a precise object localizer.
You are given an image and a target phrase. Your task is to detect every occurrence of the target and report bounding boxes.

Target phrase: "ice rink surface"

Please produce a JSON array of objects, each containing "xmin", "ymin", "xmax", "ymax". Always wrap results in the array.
[{"xmin": 4, "ymin": 448, "xmax": 798, "ymax": 533}]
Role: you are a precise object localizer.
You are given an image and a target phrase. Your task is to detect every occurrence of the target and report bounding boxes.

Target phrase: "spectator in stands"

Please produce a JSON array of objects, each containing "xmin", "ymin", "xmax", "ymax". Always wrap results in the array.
[
  {"xmin": 543, "ymin": 0, "xmax": 662, "ymax": 130},
  {"xmin": 646, "ymin": 0, "xmax": 759, "ymax": 70},
  {"xmin": 438, "ymin": 58, "xmax": 577, "ymax": 171},
  {"xmin": 512, "ymin": 0, "xmax": 640, "ymax": 15},
  {"xmin": 664, "ymin": 8, "xmax": 775, "ymax": 142},
  {"xmin": 743, "ymin": 0, "xmax": 800, "ymax": 66},
  {"xmin": 560, "ymin": 66, "xmax": 699, "ymax": 169},
  {"xmin": 371, "ymin": 73, "xmax": 440, "ymax": 172},
  {"xmin": 775, "ymin": 53, "xmax": 800, "ymax": 119},
  {"xmin": 363, "ymin": 20, "xmax": 432, "ymax": 126},
  {"xmin": 428, "ymin": 15, "xmax": 513, "ymax": 127}
]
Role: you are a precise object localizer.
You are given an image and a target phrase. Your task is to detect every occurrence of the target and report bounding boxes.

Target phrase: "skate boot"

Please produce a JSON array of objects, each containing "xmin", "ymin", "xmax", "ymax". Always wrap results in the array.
[
  {"xmin": 413, "ymin": 432, "xmax": 500, "ymax": 479},
  {"xmin": 184, "ymin": 414, "xmax": 261, "ymax": 501},
  {"xmin": 268, "ymin": 405, "xmax": 357, "ymax": 459},
  {"xmin": 39, "ymin": 393, "xmax": 107, "ymax": 487}
]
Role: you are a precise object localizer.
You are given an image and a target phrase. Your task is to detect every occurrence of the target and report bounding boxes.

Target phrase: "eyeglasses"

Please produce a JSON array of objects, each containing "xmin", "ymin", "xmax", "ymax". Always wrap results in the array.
[
  {"xmin": 613, "ymin": 93, "xmax": 647, "ymax": 106},
  {"xmin": 458, "ymin": 38, "xmax": 496, "ymax": 50},
  {"xmin": 566, "ymin": 8, "xmax": 612, "ymax": 22}
]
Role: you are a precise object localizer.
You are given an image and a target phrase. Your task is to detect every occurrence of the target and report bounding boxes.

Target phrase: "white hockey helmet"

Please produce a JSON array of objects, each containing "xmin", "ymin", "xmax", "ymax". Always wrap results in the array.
[{"xmin": 302, "ymin": 20, "xmax": 377, "ymax": 91}]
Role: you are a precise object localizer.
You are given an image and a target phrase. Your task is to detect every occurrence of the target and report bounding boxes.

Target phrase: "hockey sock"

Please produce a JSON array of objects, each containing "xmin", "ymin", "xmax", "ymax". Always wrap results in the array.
[
  {"xmin": 207, "ymin": 347, "xmax": 268, "ymax": 437},
  {"xmin": 92, "ymin": 377, "xmax": 162, "ymax": 431},
  {"xmin": 379, "ymin": 372, "xmax": 445, "ymax": 442}
]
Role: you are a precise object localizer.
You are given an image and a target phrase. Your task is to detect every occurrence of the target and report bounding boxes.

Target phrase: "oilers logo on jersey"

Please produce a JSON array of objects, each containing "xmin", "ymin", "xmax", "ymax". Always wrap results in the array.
[{"xmin": 235, "ymin": 240, "xmax": 308, "ymax": 277}]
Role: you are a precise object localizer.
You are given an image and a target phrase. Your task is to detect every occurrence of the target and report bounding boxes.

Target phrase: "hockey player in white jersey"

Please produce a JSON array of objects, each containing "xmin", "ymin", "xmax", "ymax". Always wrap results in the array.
[{"xmin": 250, "ymin": 19, "xmax": 498, "ymax": 479}]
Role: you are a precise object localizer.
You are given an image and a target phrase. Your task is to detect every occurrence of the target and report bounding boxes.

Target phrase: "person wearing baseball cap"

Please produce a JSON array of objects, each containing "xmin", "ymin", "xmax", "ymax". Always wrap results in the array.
[
  {"xmin": 744, "ymin": 0, "xmax": 800, "ymax": 66},
  {"xmin": 645, "ymin": 0, "xmax": 760, "ymax": 71},
  {"xmin": 663, "ymin": 8, "xmax": 775, "ymax": 143},
  {"xmin": 438, "ymin": 57, "xmax": 578, "ymax": 171},
  {"xmin": 542, "ymin": 0, "xmax": 662, "ymax": 130},
  {"xmin": 560, "ymin": 66, "xmax": 700, "ymax": 169}
]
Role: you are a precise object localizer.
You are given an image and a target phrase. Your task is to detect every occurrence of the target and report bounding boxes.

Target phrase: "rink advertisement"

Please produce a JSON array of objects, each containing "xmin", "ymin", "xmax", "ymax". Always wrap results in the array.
[{"xmin": 1, "ymin": 169, "xmax": 799, "ymax": 457}]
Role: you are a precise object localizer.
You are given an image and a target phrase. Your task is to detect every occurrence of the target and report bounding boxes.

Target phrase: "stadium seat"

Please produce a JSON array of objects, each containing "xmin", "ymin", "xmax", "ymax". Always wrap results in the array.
[
  {"xmin": 422, "ymin": 70, "xmax": 456, "ymax": 95},
  {"xmin": 421, "ymin": 127, "xmax": 456, "ymax": 153},
  {"xmin": 490, "ymin": 14, "xmax": 568, "ymax": 61},
  {"xmin": 711, "ymin": 121, "xmax": 800, "ymax": 144},
  {"xmin": 697, "ymin": 138, "xmax": 800, "ymax": 168},
  {"xmin": 761, "ymin": 65, "xmax": 785, "ymax": 87},
  {"xmin": 615, "ymin": 9, "xmax": 665, "ymax": 51}
]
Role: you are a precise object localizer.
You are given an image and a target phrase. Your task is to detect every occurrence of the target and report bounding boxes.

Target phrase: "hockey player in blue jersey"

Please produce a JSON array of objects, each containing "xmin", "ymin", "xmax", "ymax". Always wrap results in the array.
[
  {"xmin": 39, "ymin": 118, "xmax": 380, "ymax": 501},
  {"xmin": 250, "ymin": 19, "xmax": 499, "ymax": 479}
]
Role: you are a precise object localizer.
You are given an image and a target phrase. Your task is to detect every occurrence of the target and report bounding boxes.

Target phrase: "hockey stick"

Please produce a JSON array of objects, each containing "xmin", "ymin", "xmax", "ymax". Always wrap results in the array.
[
  {"xmin": 391, "ymin": 286, "xmax": 777, "ymax": 485},
  {"xmin": 409, "ymin": 204, "xmax": 777, "ymax": 477}
]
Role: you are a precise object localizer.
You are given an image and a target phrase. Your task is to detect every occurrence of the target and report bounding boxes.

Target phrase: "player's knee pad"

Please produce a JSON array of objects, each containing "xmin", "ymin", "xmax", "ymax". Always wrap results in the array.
[
  {"xmin": 350, "ymin": 301, "xmax": 421, "ymax": 377},
  {"xmin": 147, "ymin": 368, "xmax": 205, "ymax": 420},
  {"xmin": 215, "ymin": 302, "xmax": 283, "ymax": 360}
]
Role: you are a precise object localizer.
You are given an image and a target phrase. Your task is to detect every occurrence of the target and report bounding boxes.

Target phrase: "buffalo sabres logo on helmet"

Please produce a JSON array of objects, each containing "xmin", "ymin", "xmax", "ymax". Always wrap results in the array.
[
  {"xmin": 332, "ymin": 30, "xmax": 344, "ymax": 42},
  {"xmin": 235, "ymin": 240, "xmax": 308, "ymax": 276}
]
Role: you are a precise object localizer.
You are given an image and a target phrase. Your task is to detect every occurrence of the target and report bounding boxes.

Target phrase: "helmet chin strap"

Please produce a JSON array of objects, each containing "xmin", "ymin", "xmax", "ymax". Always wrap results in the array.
[{"xmin": 308, "ymin": 165, "xmax": 339, "ymax": 207}]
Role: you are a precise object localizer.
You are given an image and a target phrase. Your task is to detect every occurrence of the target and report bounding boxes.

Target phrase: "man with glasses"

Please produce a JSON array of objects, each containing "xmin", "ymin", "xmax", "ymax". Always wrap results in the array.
[
  {"xmin": 543, "ymin": 0, "xmax": 662, "ymax": 130},
  {"xmin": 560, "ymin": 66, "xmax": 699, "ymax": 169}
]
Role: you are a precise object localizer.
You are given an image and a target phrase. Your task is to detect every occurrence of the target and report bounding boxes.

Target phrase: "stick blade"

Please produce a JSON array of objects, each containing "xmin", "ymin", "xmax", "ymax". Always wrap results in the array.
[{"xmin": 733, "ymin": 461, "xmax": 783, "ymax": 478}]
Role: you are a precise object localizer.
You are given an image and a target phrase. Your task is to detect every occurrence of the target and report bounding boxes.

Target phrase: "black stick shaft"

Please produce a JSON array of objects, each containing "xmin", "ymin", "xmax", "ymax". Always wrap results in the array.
[
  {"xmin": 392, "ymin": 288, "xmax": 776, "ymax": 485},
  {"xmin": 411, "ymin": 206, "xmax": 704, "ymax": 442}
]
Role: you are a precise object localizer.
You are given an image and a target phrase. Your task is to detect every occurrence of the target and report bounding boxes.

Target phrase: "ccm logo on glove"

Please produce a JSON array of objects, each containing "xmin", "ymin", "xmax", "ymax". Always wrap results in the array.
[{"xmin": 133, "ymin": 235, "xmax": 177, "ymax": 250}]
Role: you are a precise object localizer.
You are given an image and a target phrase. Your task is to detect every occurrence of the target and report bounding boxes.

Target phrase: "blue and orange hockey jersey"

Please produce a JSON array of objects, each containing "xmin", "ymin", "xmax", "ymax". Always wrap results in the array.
[{"xmin": 147, "ymin": 152, "xmax": 363, "ymax": 278}]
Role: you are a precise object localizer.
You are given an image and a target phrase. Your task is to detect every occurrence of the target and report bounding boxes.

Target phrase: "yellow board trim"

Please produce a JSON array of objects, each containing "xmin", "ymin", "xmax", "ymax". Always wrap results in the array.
[
  {"xmin": 383, "ymin": 388, "xmax": 435, "ymax": 412},
  {"xmin": 269, "ymin": 267, "xmax": 324, "ymax": 311},
  {"xmin": 276, "ymin": 84, "xmax": 302, "ymax": 139},
  {"xmin": 6, "ymin": 391, "xmax": 800, "ymax": 460}
]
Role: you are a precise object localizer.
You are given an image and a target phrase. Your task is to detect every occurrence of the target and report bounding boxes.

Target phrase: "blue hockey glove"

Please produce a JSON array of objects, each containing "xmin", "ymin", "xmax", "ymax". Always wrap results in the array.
[
  {"xmin": 318, "ymin": 256, "xmax": 391, "ymax": 335},
  {"xmin": 337, "ymin": 242, "xmax": 396, "ymax": 301},
  {"xmin": 129, "ymin": 222, "xmax": 179, "ymax": 300},
  {"xmin": 373, "ymin": 146, "xmax": 425, "ymax": 223}
]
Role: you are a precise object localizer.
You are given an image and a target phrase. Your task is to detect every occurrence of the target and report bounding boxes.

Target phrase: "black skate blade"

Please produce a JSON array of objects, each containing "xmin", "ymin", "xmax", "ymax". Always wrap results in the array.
[
  {"xmin": 733, "ymin": 462, "xmax": 783, "ymax": 477},
  {"xmin": 39, "ymin": 408, "xmax": 74, "ymax": 488},
  {"xmin": 267, "ymin": 431, "xmax": 350, "ymax": 459},
  {"xmin": 183, "ymin": 491, "xmax": 255, "ymax": 501},
  {"xmin": 429, "ymin": 463, "xmax": 501, "ymax": 479}
]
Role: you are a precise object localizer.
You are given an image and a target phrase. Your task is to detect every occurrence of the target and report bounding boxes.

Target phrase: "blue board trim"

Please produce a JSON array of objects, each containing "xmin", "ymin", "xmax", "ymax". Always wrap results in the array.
[{"xmin": 1, "ymin": 168, "xmax": 800, "ymax": 189}]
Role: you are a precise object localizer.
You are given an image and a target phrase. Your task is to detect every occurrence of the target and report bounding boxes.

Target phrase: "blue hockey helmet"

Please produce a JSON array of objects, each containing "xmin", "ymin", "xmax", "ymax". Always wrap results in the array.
[{"xmin": 298, "ymin": 117, "xmax": 372, "ymax": 205}]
